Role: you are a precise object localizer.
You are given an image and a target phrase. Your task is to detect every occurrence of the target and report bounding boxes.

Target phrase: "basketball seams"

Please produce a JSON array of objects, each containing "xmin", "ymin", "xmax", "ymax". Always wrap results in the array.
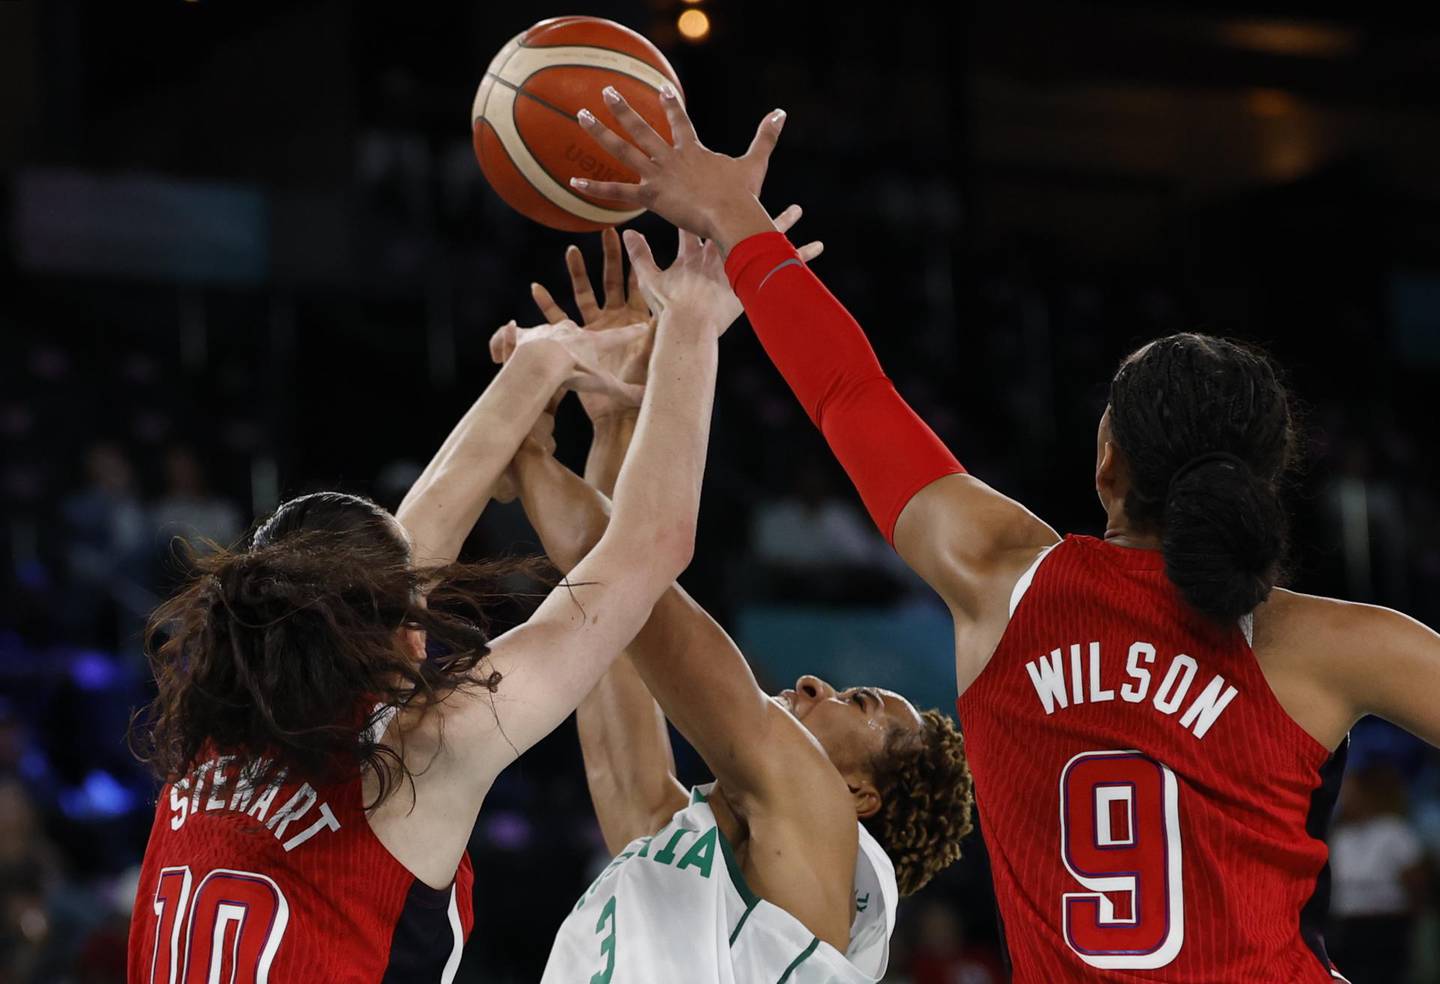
[
  {"xmin": 494, "ymin": 46, "xmax": 680, "ymax": 99},
  {"xmin": 471, "ymin": 21, "xmax": 676, "ymax": 230},
  {"xmin": 475, "ymin": 117, "xmax": 607, "ymax": 232},
  {"xmin": 506, "ymin": 82, "xmax": 643, "ymax": 222},
  {"xmin": 482, "ymin": 73, "xmax": 573, "ymax": 125},
  {"xmin": 507, "ymin": 77, "xmax": 644, "ymax": 218},
  {"xmin": 479, "ymin": 83, "xmax": 639, "ymax": 225}
]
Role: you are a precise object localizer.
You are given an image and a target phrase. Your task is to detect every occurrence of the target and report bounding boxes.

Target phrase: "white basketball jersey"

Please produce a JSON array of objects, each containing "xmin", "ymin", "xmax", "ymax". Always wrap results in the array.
[{"xmin": 541, "ymin": 784, "xmax": 897, "ymax": 984}]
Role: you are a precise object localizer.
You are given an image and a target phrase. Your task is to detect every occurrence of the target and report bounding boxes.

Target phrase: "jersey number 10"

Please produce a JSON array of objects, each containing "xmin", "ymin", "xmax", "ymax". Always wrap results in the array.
[
  {"xmin": 1059, "ymin": 750, "xmax": 1184, "ymax": 969},
  {"xmin": 149, "ymin": 866, "xmax": 290, "ymax": 983}
]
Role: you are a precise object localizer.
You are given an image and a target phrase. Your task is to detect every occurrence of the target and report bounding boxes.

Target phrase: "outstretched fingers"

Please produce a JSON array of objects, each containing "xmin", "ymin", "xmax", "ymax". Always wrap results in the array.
[
  {"xmin": 677, "ymin": 227, "xmax": 703, "ymax": 260},
  {"xmin": 657, "ymin": 83, "xmax": 698, "ymax": 147},
  {"xmin": 600, "ymin": 86, "xmax": 671, "ymax": 160},
  {"xmin": 569, "ymin": 175, "xmax": 647, "ymax": 206},
  {"xmin": 530, "ymin": 284, "xmax": 568, "ymax": 324},
  {"xmin": 772, "ymin": 204, "xmax": 803, "ymax": 235},
  {"xmin": 600, "ymin": 226, "xmax": 626, "ymax": 311},
  {"xmin": 770, "ymin": 204, "xmax": 822, "ymax": 262},
  {"xmin": 744, "ymin": 108, "xmax": 787, "ymax": 167},
  {"xmin": 575, "ymin": 110, "xmax": 651, "ymax": 176},
  {"xmin": 621, "ymin": 230, "xmax": 660, "ymax": 281},
  {"xmin": 564, "ymin": 245, "xmax": 602, "ymax": 322}
]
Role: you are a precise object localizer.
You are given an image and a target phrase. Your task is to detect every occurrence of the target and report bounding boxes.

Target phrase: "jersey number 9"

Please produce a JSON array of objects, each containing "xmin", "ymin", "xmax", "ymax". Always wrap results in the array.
[{"xmin": 1059, "ymin": 750, "xmax": 1184, "ymax": 969}]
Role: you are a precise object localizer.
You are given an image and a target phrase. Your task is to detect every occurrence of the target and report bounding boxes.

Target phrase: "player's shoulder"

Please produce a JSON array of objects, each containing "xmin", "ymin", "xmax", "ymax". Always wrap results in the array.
[{"xmin": 1254, "ymin": 587, "xmax": 1410, "ymax": 654}]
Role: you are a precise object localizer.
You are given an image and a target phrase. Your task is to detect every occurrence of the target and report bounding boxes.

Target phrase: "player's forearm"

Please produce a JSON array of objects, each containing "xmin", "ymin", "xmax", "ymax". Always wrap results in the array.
[
  {"xmin": 514, "ymin": 449, "xmax": 609, "ymax": 574},
  {"xmin": 583, "ymin": 411, "xmax": 638, "ymax": 498},
  {"xmin": 397, "ymin": 343, "xmax": 572, "ymax": 565},
  {"xmin": 600, "ymin": 303, "xmax": 720, "ymax": 580},
  {"xmin": 577, "ymin": 655, "xmax": 684, "ymax": 855},
  {"xmin": 724, "ymin": 232, "xmax": 965, "ymax": 544}
]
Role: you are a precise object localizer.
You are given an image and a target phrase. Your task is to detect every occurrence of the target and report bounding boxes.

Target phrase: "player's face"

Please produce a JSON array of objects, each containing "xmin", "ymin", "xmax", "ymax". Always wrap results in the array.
[{"xmin": 774, "ymin": 675, "xmax": 924, "ymax": 817}]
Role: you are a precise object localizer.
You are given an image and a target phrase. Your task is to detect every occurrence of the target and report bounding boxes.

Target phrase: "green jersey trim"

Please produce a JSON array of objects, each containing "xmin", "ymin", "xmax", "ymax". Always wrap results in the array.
[
  {"xmin": 727, "ymin": 898, "xmax": 759, "ymax": 947},
  {"xmin": 775, "ymin": 936, "xmax": 821, "ymax": 983},
  {"xmin": 714, "ymin": 814, "xmax": 761, "ymax": 909}
]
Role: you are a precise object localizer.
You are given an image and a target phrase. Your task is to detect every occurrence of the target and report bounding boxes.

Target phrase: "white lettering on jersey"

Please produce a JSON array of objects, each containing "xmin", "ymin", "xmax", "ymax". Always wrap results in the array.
[
  {"xmin": 1024, "ymin": 641, "xmax": 1240, "ymax": 740},
  {"xmin": 1026, "ymin": 649, "xmax": 1070, "ymax": 714},
  {"xmin": 281, "ymin": 802, "xmax": 341, "ymax": 852},
  {"xmin": 169, "ymin": 779, "xmax": 191, "ymax": 830},
  {"xmin": 1178, "ymin": 676, "xmax": 1240, "ymax": 739},
  {"xmin": 246, "ymin": 780, "xmax": 283, "ymax": 823},
  {"xmin": 1068, "ymin": 644, "xmax": 1086, "ymax": 707},
  {"xmin": 1152, "ymin": 655, "xmax": 1198, "ymax": 715},
  {"xmin": 1087, "ymin": 642, "xmax": 1115, "ymax": 703},
  {"xmin": 205, "ymin": 756, "xmax": 234, "ymax": 812},
  {"xmin": 265, "ymin": 784, "xmax": 317, "ymax": 841},
  {"xmin": 1121, "ymin": 643, "xmax": 1155, "ymax": 703},
  {"xmin": 165, "ymin": 757, "xmax": 339, "ymax": 851}
]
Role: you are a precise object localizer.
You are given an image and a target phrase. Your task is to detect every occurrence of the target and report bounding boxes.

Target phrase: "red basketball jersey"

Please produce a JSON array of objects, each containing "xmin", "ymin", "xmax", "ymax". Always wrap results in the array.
[
  {"xmin": 127, "ymin": 753, "xmax": 475, "ymax": 983},
  {"xmin": 957, "ymin": 535, "xmax": 1346, "ymax": 982}
]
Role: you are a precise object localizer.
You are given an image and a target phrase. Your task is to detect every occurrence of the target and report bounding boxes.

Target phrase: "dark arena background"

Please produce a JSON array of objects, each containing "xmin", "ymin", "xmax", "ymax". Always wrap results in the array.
[{"xmin": 4, "ymin": 1, "xmax": 1440, "ymax": 981}]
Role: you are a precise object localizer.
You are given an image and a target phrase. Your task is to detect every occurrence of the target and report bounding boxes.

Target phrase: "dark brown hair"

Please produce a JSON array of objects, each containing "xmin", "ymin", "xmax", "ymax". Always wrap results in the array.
[
  {"xmin": 861, "ymin": 709, "xmax": 974, "ymax": 896},
  {"xmin": 1109, "ymin": 333, "xmax": 1298, "ymax": 621},
  {"xmin": 129, "ymin": 491, "xmax": 537, "ymax": 808}
]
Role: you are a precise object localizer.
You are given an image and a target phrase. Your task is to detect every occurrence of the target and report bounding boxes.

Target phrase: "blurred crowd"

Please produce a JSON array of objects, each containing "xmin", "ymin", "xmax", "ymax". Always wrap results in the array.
[{"xmin": 4, "ymin": 238, "xmax": 1440, "ymax": 981}]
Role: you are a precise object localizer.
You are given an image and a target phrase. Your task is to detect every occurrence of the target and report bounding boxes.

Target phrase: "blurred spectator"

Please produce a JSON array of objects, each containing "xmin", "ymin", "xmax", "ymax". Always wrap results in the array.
[
  {"xmin": 0, "ymin": 779, "xmax": 61, "ymax": 983},
  {"xmin": 1328, "ymin": 764, "xmax": 1427, "ymax": 983},
  {"xmin": 750, "ymin": 458, "xmax": 907, "ymax": 604},
  {"xmin": 150, "ymin": 445, "xmax": 242, "ymax": 549},
  {"xmin": 905, "ymin": 899, "xmax": 1007, "ymax": 984},
  {"xmin": 58, "ymin": 444, "xmax": 148, "ymax": 647}
]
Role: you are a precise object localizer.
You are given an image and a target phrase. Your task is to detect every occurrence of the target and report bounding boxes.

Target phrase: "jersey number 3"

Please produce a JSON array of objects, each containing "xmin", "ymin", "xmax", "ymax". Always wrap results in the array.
[
  {"xmin": 150, "ymin": 866, "xmax": 290, "ymax": 984},
  {"xmin": 1060, "ymin": 750, "xmax": 1184, "ymax": 969}
]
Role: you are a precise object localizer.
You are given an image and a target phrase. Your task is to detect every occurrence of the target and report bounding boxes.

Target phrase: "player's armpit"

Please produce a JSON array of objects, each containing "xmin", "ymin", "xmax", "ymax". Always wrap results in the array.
[
  {"xmin": 892, "ymin": 472, "xmax": 1059, "ymax": 622},
  {"xmin": 622, "ymin": 589, "xmax": 853, "ymax": 813}
]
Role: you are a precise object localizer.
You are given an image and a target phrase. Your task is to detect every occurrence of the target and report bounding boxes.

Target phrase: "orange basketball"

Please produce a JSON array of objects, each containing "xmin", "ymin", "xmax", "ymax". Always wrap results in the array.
[{"xmin": 472, "ymin": 17, "xmax": 684, "ymax": 232}]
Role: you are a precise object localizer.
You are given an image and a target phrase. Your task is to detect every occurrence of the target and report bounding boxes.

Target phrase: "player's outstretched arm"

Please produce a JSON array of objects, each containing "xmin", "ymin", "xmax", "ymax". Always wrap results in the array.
[
  {"xmin": 513, "ymin": 442, "xmax": 687, "ymax": 855},
  {"xmin": 446, "ymin": 230, "xmax": 724, "ymax": 786},
  {"xmin": 395, "ymin": 320, "xmax": 642, "ymax": 566},
  {"xmin": 573, "ymin": 86, "xmax": 1058, "ymax": 627},
  {"xmin": 514, "ymin": 436, "xmax": 862, "ymax": 949}
]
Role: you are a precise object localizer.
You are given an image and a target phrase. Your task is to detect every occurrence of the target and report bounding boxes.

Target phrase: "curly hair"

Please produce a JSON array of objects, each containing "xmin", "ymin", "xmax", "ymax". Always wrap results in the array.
[
  {"xmin": 861, "ymin": 708, "xmax": 975, "ymax": 896},
  {"xmin": 128, "ymin": 491, "xmax": 543, "ymax": 809}
]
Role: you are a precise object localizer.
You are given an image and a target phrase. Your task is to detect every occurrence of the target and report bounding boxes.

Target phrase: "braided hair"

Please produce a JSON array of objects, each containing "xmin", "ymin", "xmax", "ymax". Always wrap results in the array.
[{"xmin": 1108, "ymin": 333, "xmax": 1298, "ymax": 620}]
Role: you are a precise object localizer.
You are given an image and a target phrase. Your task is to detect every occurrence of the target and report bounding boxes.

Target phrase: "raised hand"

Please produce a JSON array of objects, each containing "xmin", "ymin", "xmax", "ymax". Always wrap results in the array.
[
  {"xmin": 621, "ymin": 228, "xmax": 736, "ymax": 336},
  {"xmin": 531, "ymin": 226, "xmax": 652, "ymax": 334},
  {"xmin": 569, "ymin": 85, "xmax": 784, "ymax": 252},
  {"xmin": 530, "ymin": 226, "xmax": 655, "ymax": 423},
  {"xmin": 489, "ymin": 319, "xmax": 647, "ymax": 408}
]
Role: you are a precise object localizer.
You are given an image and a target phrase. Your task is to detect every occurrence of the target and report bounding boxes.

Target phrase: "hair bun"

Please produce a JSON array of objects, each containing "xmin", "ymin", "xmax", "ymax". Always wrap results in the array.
[{"xmin": 1161, "ymin": 456, "xmax": 1285, "ymax": 620}]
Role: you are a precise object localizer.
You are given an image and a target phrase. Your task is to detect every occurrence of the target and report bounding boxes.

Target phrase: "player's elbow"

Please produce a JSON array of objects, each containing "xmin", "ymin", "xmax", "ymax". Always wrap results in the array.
[{"xmin": 649, "ymin": 518, "xmax": 697, "ymax": 581}]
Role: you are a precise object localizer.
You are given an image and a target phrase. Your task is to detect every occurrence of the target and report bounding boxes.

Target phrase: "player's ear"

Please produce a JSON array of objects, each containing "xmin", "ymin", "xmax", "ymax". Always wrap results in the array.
[{"xmin": 847, "ymin": 779, "xmax": 882, "ymax": 821}]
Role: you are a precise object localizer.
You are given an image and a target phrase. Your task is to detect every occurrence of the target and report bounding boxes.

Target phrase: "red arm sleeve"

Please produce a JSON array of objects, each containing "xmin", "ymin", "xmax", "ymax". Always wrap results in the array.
[{"xmin": 725, "ymin": 231, "xmax": 964, "ymax": 545}]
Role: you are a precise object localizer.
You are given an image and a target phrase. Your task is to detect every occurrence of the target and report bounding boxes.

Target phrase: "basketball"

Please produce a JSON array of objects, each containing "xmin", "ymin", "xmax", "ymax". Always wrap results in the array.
[{"xmin": 472, "ymin": 17, "xmax": 683, "ymax": 232}]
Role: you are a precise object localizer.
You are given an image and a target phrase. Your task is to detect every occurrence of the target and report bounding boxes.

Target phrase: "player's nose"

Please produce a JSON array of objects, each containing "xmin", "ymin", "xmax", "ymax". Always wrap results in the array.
[{"xmin": 795, "ymin": 675, "xmax": 833, "ymax": 700}]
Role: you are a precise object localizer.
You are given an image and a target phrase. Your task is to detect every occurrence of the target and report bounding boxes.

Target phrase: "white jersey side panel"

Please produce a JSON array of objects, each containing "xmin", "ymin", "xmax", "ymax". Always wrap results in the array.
[{"xmin": 541, "ymin": 784, "xmax": 897, "ymax": 983}]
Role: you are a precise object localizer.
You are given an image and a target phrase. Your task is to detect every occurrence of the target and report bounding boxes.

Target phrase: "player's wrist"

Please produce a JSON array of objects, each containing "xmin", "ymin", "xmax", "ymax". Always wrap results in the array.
[
  {"xmin": 706, "ymin": 195, "xmax": 778, "ymax": 256},
  {"xmin": 589, "ymin": 407, "xmax": 640, "ymax": 432}
]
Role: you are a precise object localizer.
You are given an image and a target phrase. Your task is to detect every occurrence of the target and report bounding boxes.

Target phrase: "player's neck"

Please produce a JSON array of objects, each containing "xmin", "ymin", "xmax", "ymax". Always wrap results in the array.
[
  {"xmin": 1103, "ymin": 528, "xmax": 1163, "ymax": 551},
  {"xmin": 1102, "ymin": 508, "xmax": 1163, "ymax": 552}
]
